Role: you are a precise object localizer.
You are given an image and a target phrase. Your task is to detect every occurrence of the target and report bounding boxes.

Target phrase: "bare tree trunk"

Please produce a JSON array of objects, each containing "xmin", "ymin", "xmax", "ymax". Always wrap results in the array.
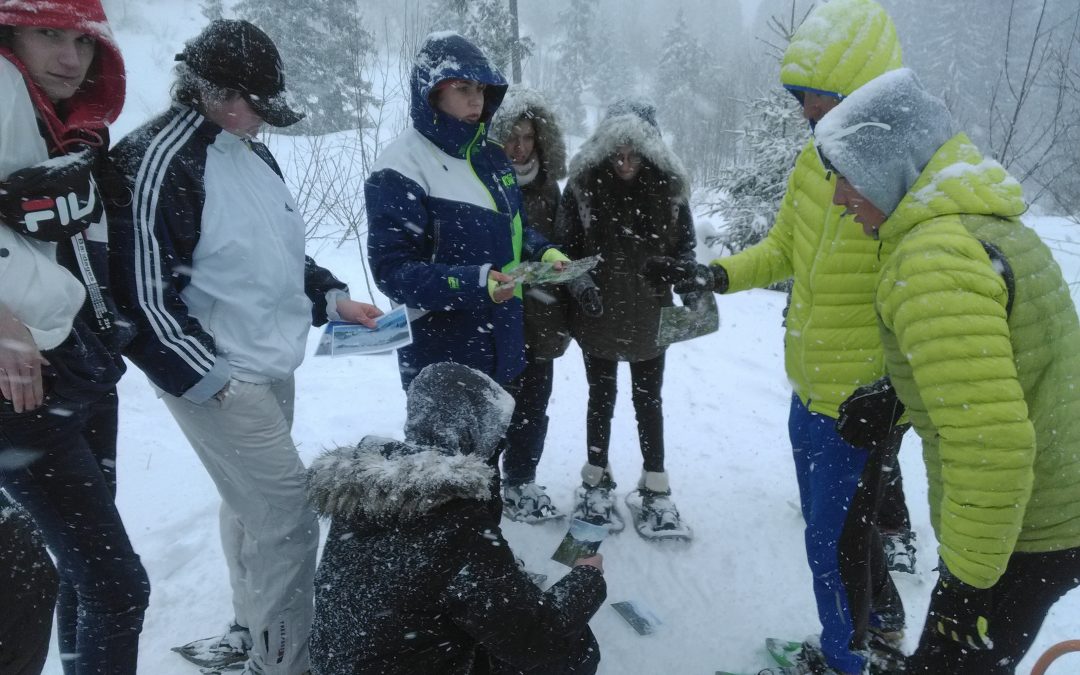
[{"xmin": 510, "ymin": 0, "xmax": 522, "ymax": 84}]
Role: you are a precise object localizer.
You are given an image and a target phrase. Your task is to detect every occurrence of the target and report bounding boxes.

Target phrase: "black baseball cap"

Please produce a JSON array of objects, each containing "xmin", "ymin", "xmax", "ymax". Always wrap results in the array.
[{"xmin": 176, "ymin": 20, "xmax": 305, "ymax": 128}]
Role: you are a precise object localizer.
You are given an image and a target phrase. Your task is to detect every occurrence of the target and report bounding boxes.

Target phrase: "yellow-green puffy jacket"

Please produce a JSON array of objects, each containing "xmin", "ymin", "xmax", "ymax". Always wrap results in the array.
[
  {"xmin": 876, "ymin": 133, "xmax": 1080, "ymax": 589},
  {"xmin": 715, "ymin": 0, "xmax": 902, "ymax": 418}
]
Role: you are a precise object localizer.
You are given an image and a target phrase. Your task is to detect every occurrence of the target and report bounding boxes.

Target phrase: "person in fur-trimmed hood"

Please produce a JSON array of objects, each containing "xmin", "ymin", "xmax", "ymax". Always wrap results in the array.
[
  {"xmin": 820, "ymin": 67, "xmax": 1080, "ymax": 675},
  {"xmin": 558, "ymin": 99, "xmax": 697, "ymax": 539},
  {"xmin": 489, "ymin": 88, "xmax": 578, "ymax": 522},
  {"xmin": 308, "ymin": 362, "xmax": 606, "ymax": 675}
]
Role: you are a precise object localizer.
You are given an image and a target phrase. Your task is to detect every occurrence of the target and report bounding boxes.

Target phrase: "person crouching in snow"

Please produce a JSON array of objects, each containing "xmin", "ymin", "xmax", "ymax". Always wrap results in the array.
[
  {"xmin": 559, "ymin": 100, "xmax": 696, "ymax": 540},
  {"xmin": 308, "ymin": 362, "xmax": 606, "ymax": 675},
  {"xmin": 818, "ymin": 68, "xmax": 1080, "ymax": 675},
  {"xmin": 489, "ymin": 88, "xmax": 583, "ymax": 523}
]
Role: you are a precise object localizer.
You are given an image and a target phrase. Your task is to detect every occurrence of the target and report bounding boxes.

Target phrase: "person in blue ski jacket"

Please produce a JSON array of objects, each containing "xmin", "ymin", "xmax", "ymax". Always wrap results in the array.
[{"xmin": 366, "ymin": 32, "xmax": 570, "ymax": 389}]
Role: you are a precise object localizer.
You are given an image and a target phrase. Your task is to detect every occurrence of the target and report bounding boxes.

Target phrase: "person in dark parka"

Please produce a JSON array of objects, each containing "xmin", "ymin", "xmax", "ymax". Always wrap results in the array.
[
  {"xmin": 308, "ymin": 362, "xmax": 606, "ymax": 675},
  {"xmin": 490, "ymin": 88, "xmax": 583, "ymax": 522},
  {"xmin": 560, "ymin": 99, "xmax": 697, "ymax": 538}
]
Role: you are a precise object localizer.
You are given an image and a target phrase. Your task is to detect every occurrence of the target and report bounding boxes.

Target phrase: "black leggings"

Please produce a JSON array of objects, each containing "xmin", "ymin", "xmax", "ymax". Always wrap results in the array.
[
  {"xmin": 583, "ymin": 352, "xmax": 665, "ymax": 473},
  {"xmin": 908, "ymin": 547, "xmax": 1080, "ymax": 674}
]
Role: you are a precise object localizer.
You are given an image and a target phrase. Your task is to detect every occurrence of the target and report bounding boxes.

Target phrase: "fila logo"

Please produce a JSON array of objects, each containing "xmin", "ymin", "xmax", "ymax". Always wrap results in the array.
[{"xmin": 21, "ymin": 182, "xmax": 96, "ymax": 233}]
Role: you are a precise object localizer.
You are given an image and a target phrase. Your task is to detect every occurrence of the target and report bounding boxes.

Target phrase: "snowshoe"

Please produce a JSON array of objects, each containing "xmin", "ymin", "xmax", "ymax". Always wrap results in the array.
[
  {"xmin": 759, "ymin": 637, "xmax": 853, "ymax": 675},
  {"xmin": 571, "ymin": 483, "xmax": 624, "ymax": 534},
  {"xmin": 503, "ymin": 481, "xmax": 564, "ymax": 523},
  {"xmin": 173, "ymin": 623, "xmax": 251, "ymax": 671},
  {"xmin": 625, "ymin": 489, "xmax": 692, "ymax": 541},
  {"xmin": 882, "ymin": 530, "xmax": 917, "ymax": 574}
]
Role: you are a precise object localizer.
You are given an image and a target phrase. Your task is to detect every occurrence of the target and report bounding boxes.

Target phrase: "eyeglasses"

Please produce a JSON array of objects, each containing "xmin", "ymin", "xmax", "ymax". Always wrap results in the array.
[{"xmin": 611, "ymin": 151, "xmax": 643, "ymax": 167}]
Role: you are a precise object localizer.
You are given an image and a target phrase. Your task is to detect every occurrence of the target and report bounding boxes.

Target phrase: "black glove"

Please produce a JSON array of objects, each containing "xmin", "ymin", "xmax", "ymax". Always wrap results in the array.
[
  {"xmin": 928, "ymin": 565, "xmax": 994, "ymax": 650},
  {"xmin": 642, "ymin": 256, "xmax": 727, "ymax": 294},
  {"xmin": 0, "ymin": 148, "xmax": 102, "ymax": 242},
  {"xmin": 836, "ymin": 376, "xmax": 906, "ymax": 450},
  {"xmin": 575, "ymin": 286, "xmax": 603, "ymax": 318}
]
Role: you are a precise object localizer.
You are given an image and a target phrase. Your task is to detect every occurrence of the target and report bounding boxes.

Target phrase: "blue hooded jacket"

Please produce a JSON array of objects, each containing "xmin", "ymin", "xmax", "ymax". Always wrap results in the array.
[{"xmin": 366, "ymin": 32, "xmax": 555, "ymax": 387}]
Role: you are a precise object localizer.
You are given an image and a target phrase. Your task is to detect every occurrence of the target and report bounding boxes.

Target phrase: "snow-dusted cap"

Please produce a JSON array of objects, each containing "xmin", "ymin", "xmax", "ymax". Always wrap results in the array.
[
  {"xmin": 176, "ymin": 20, "xmax": 304, "ymax": 128},
  {"xmin": 816, "ymin": 68, "xmax": 954, "ymax": 216},
  {"xmin": 404, "ymin": 362, "xmax": 515, "ymax": 460}
]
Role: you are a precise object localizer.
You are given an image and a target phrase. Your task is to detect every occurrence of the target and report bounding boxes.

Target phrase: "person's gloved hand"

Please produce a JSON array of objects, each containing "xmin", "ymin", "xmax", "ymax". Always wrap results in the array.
[
  {"xmin": 0, "ymin": 148, "xmax": 102, "ymax": 241},
  {"xmin": 642, "ymin": 256, "xmax": 728, "ymax": 294},
  {"xmin": 575, "ymin": 286, "xmax": 603, "ymax": 318},
  {"xmin": 836, "ymin": 376, "xmax": 906, "ymax": 450},
  {"xmin": 928, "ymin": 565, "xmax": 994, "ymax": 650}
]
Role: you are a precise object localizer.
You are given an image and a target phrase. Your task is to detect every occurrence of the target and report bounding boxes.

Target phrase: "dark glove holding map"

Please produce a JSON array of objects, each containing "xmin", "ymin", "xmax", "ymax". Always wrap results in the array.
[
  {"xmin": 0, "ymin": 148, "xmax": 102, "ymax": 242},
  {"xmin": 928, "ymin": 564, "xmax": 994, "ymax": 650},
  {"xmin": 836, "ymin": 376, "xmax": 906, "ymax": 450},
  {"xmin": 576, "ymin": 286, "xmax": 603, "ymax": 318},
  {"xmin": 642, "ymin": 256, "xmax": 727, "ymax": 294}
]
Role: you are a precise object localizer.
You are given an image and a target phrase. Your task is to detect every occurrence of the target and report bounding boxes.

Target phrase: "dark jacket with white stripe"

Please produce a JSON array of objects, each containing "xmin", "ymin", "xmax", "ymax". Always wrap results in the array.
[
  {"xmin": 366, "ymin": 33, "xmax": 556, "ymax": 388},
  {"xmin": 107, "ymin": 105, "xmax": 346, "ymax": 402}
]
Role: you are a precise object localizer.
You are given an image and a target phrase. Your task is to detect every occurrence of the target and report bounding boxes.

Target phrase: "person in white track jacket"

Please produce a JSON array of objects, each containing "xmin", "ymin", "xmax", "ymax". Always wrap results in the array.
[{"xmin": 107, "ymin": 20, "xmax": 381, "ymax": 675}]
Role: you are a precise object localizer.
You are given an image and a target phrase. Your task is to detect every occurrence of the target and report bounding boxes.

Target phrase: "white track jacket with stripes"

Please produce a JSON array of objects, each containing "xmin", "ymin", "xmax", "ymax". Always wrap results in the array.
[{"xmin": 108, "ymin": 105, "xmax": 347, "ymax": 403}]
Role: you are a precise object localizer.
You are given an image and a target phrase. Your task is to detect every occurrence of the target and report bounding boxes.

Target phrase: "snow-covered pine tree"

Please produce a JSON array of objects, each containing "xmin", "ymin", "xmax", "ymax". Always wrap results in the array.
[
  {"xmin": 652, "ymin": 9, "xmax": 727, "ymax": 185},
  {"xmin": 426, "ymin": 0, "xmax": 530, "ymax": 77},
  {"xmin": 554, "ymin": 0, "xmax": 597, "ymax": 134},
  {"xmin": 704, "ymin": 88, "xmax": 807, "ymax": 254},
  {"xmin": 233, "ymin": 0, "xmax": 377, "ymax": 135}
]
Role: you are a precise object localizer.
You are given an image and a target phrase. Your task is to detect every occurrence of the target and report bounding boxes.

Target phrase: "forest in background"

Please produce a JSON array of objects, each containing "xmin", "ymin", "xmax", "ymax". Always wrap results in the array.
[{"xmin": 100, "ymin": 0, "xmax": 1080, "ymax": 254}]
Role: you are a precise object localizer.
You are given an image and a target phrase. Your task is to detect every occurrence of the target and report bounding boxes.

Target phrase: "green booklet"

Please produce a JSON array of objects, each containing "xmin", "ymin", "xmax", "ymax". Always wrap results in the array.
[{"xmin": 508, "ymin": 255, "xmax": 600, "ymax": 286}]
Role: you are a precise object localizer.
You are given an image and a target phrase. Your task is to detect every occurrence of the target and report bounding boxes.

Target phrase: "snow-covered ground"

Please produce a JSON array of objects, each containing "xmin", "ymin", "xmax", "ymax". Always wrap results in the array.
[
  {"xmin": 35, "ymin": 2, "xmax": 1080, "ymax": 672},
  {"xmin": 38, "ymin": 214, "xmax": 1080, "ymax": 675}
]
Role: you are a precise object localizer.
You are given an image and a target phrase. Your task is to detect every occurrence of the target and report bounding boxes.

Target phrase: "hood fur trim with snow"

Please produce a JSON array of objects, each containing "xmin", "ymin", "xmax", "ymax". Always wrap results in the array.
[
  {"xmin": 567, "ymin": 111, "xmax": 690, "ymax": 200},
  {"xmin": 490, "ymin": 87, "xmax": 567, "ymax": 181},
  {"xmin": 307, "ymin": 436, "xmax": 495, "ymax": 525}
]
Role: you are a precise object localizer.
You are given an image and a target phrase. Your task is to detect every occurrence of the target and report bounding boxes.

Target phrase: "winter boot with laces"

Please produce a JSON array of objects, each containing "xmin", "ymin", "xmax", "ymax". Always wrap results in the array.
[
  {"xmin": 625, "ymin": 471, "xmax": 692, "ymax": 542},
  {"xmin": 571, "ymin": 462, "xmax": 624, "ymax": 533},
  {"xmin": 503, "ymin": 481, "xmax": 563, "ymax": 523},
  {"xmin": 882, "ymin": 529, "xmax": 917, "ymax": 574}
]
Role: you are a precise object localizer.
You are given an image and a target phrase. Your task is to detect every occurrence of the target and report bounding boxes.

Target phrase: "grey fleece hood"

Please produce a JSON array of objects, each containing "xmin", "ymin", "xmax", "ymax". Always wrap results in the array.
[
  {"xmin": 815, "ymin": 68, "xmax": 954, "ymax": 216},
  {"xmin": 306, "ymin": 363, "xmax": 515, "ymax": 524}
]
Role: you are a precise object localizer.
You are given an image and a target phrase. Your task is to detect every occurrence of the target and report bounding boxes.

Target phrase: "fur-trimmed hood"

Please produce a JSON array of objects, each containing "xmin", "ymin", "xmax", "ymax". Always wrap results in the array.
[
  {"xmin": 307, "ymin": 436, "xmax": 495, "ymax": 525},
  {"xmin": 567, "ymin": 98, "xmax": 690, "ymax": 200},
  {"xmin": 308, "ymin": 363, "xmax": 514, "ymax": 524},
  {"xmin": 490, "ymin": 87, "xmax": 567, "ymax": 181}
]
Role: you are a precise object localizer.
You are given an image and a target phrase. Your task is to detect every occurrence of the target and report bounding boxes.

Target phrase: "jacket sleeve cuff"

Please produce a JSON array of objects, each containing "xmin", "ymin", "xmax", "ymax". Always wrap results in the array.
[
  {"xmin": 181, "ymin": 358, "xmax": 233, "ymax": 404},
  {"xmin": 478, "ymin": 263, "xmax": 493, "ymax": 288},
  {"xmin": 324, "ymin": 288, "xmax": 351, "ymax": 322},
  {"xmin": 541, "ymin": 248, "xmax": 571, "ymax": 264}
]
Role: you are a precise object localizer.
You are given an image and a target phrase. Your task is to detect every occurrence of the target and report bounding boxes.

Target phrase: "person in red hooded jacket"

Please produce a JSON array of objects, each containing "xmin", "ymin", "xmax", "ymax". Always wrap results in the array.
[{"xmin": 0, "ymin": 1, "xmax": 150, "ymax": 673}]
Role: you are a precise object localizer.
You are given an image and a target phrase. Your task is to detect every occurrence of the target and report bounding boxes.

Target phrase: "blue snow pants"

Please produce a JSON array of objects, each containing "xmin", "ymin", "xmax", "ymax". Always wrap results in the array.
[{"xmin": 789, "ymin": 394, "xmax": 899, "ymax": 674}]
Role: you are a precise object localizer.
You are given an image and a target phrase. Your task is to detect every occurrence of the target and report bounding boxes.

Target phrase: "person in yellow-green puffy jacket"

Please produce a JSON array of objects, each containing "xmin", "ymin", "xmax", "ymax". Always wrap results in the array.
[
  {"xmin": 645, "ymin": 2, "xmax": 909, "ymax": 673},
  {"xmin": 819, "ymin": 67, "xmax": 1080, "ymax": 675}
]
